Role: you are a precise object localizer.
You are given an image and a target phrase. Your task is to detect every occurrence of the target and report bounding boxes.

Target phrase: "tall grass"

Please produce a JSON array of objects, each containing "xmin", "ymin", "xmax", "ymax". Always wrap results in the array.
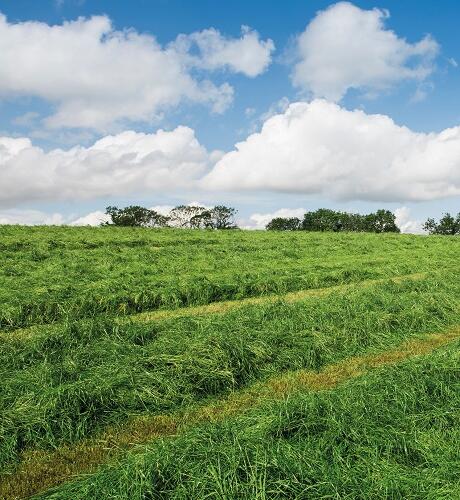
[
  {"xmin": 1, "ymin": 274, "xmax": 458, "ymax": 471},
  {"xmin": 1, "ymin": 227, "xmax": 458, "ymax": 329},
  {"xmin": 38, "ymin": 340, "xmax": 460, "ymax": 499},
  {"xmin": 0, "ymin": 227, "xmax": 458, "ymax": 498}
]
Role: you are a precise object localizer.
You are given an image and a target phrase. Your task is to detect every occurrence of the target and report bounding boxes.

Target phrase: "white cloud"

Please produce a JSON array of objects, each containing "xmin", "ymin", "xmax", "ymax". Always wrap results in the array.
[
  {"xmin": 292, "ymin": 2, "xmax": 439, "ymax": 101},
  {"xmin": 0, "ymin": 208, "xmax": 67, "ymax": 225},
  {"xmin": 244, "ymin": 207, "xmax": 306, "ymax": 229},
  {"xmin": 0, "ymin": 126, "xmax": 210, "ymax": 207},
  {"xmin": 3, "ymin": 101, "xmax": 460, "ymax": 209},
  {"xmin": 172, "ymin": 26, "xmax": 274, "ymax": 77},
  {"xmin": 394, "ymin": 206, "xmax": 424, "ymax": 234},
  {"xmin": 69, "ymin": 210, "xmax": 109, "ymax": 226},
  {"xmin": 203, "ymin": 99, "xmax": 460, "ymax": 202},
  {"xmin": 0, "ymin": 14, "xmax": 272, "ymax": 130}
]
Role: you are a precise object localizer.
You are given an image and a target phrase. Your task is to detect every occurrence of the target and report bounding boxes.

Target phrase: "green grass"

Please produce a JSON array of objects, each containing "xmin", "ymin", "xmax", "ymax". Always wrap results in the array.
[
  {"xmin": 1, "ymin": 273, "xmax": 458, "ymax": 471},
  {"xmin": 0, "ymin": 227, "xmax": 458, "ymax": 499},
  {"xmin": 1, "ymin": 227, "xmax": 458, "ymax": 329},
  {"xmin": 37, "ymin": 340, "xmax": 460, "ymax": 499}
]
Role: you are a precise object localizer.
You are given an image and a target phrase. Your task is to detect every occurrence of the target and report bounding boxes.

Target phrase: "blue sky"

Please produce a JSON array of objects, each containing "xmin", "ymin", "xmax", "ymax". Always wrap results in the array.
[{"xmin": 0, "ymin": 0, "xmax": 459, "ymax": 228}]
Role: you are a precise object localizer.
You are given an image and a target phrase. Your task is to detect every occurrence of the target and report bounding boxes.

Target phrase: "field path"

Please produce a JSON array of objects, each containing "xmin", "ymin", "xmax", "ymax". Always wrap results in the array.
[{"xmin": 1, "ymin": 323, "xmax": 458, "ymax": 499}]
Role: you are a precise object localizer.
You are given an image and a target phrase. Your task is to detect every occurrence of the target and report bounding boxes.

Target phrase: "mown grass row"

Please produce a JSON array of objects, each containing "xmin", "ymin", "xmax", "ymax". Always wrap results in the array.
[
  {"xmin": 1, "ymin": 227, "xmax": 458, "ymax": 330},
  {"xmin": 3, "ymin": 272, "xmax": 426, "ymax": 343},
  {"xmin": 1, "ymin": 273, "xmax": 458, "ymax": 474},
  {"xmin": 31, "ymin": 338, "xmax": 460, "ymax": 499},
  {"xmin": 0, "ymin": 265, "xmax": 381, "ymax": 331},
  {"xmin": 2, "ymin": 326, "xmax": 459, "ymax": 500}
]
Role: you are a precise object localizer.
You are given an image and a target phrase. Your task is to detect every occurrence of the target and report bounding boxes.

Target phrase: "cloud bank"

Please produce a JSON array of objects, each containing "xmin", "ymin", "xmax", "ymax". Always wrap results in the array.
[
  {"xmin": 292, "ymin": 2, "xmax": 439, "ymax": 101},
  {"xmin": 2, "ymin": 100, "xmax": 460, "ymax": 207},
  {"xmin": 204, "ymin": 100, "xmax": 460, "ymax": 202},
  {"xmin": 0, "ymin": 14, "xmax": 273, "ymax": 130},
  {"xmin": 0, "ymin": 126, "xmax": 210, "ymax": 206}
]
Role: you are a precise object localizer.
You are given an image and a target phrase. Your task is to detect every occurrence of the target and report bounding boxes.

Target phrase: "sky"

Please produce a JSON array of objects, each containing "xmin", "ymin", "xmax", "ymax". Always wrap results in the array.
[{"xmin": 0, "ymin": 0, "xmax": 459, "ymax": 230}]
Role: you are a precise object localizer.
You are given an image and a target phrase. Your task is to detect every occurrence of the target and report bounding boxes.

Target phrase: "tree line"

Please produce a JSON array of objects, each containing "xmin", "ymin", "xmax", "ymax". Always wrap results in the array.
[
  {"xmin": 266, "ymin": 208, "xmax": 400, "ymax": 233},
  {"xmin": 423, "ymin": 212, "xmax": 460, "ymax": 235},
  {"xmin": 104, "ymin": 205, "xmax": 238, "ymax": 229},
  {"xmin": 104, "ymin": 205, "xmax": 460, "ymax": 235}
]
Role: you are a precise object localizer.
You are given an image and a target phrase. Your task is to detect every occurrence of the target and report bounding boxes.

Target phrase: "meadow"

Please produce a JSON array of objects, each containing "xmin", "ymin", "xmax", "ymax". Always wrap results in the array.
[{"xmin": 0, "ymin": 226, "xmax": 459, "ymax": 499}]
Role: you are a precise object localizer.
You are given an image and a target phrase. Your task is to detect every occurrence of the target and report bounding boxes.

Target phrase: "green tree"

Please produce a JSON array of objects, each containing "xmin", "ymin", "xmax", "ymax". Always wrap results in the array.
[
  {"xmin": 299, "ymin": 208, "xmax": 400, "ymax": 233},
  {"xmin": 302, "ymin": 209, "xmax": 343, "ymax": 231},
  {"xmin": 190, "ymin": 210, "xmax": 213, "ymax": 229},
  {"xmin": 169, "ymin": 205, "xmax": 238, "ymax": 229},
  {"xmin": 210, "ymin": 205, "xmax": 238, "ymax": 229},
  {"xmin": 266, "ymin": 217, "xmax": 301, "ymax": 231},
  {"xmin": 423, "ymin": 212, "xmax": 460, "ymax": 235},
  {"xmin": 365, "ymin": 209, "xmax": 400, "ymax": 233},
  {"xmin": 104, "ymin": 206, "xmax": 169, "ymax": 227},
  {"xmin": 169, "ymin": 205, "xmax": 208, "ymax": 228}
]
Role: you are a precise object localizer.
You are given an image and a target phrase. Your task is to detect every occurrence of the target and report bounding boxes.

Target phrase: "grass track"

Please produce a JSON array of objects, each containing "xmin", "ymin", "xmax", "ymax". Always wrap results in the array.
[
  {"xmin": 1, "ymin": 272, "xmax": 458, "ymax": 477},
  {"xmin": 1, "ymin": 229, "xmax": 458, "ymax": 498},
  {"xmin": 3, "ymin": 271, "xmax": 427, "ymax": 342},
  {"xmin": 1, "ymin": 325, "xmax": 459, "ymax": 499},
  {"xmin": 43, "ymin": 339, "xmax": 460, "ymax": 499},
  {"xmin": 1, "ymin": 228, "xmax": 458, "ymax": 331}
]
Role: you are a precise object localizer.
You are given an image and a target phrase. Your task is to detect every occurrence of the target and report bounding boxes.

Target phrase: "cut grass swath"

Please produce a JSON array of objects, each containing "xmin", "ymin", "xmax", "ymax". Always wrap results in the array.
[
  {"xmin": 1, "ymin": 327, "xmax": 459, "ymax": 499},
  {"xmin": 1, "ymin": 273, "xmax": 458, "ymax": 473},
  {"xmin": 1, "ymin": 227, "xmax": 458, "ymax": 330},
  {"xmin": 2, "ymin": 271, "xmax": 427, "ymax": 342}
]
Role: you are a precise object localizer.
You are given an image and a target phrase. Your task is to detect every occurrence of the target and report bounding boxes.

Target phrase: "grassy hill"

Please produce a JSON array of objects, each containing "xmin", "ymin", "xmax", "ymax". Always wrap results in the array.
[{"xmin": 0, "ymin": 226, "xmax": 459, "ymax": 498}]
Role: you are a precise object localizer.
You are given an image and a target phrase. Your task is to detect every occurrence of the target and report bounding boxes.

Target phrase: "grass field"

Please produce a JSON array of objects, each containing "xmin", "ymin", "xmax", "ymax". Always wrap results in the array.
[{"xmin": 0, "ymin": 226, "xmax": 459, "ymax": 499}]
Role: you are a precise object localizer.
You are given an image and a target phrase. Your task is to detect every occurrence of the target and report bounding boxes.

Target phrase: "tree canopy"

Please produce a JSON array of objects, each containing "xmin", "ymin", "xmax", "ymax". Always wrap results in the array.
[
  {"xmin": 104, "ymin": 205, "xmax": 237, "ymax": 229},
  {"xmin": 423, "ymin": 213, "xmax": 460, "ymax": 235},
  {"xmin": 266, "ymin": 217, "xmax": 302, "ymax": 231},
  {"xmin": 104, "ymin": 205, "xmax": 459, "ymax": 236},
  {"xmin": 267, "ymin": 208, "xmax": 400, "ymax": 233},
  {"xmin": 104, "ymin": 206, "xmax": 169, "ymax": 227}
]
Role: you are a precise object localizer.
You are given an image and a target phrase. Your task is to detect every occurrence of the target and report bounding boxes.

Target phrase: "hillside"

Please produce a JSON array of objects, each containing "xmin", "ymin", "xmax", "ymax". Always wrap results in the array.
[{"xmin": 0, "ymin": 227, "xmax": 459, "ymax": 498}]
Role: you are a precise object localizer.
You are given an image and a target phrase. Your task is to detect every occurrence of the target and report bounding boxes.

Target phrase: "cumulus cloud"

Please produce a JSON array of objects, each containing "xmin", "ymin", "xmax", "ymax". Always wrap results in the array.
[
  {"xmin": 172, "ymin": 26, "xmax": 274, "ymax": 77},
  {"xmin": 292, "ymin": 2, "xmax": 439, "ymax": 101},
  {"xmin": 69, "ymin": 210, "xmax": 109, "ymax": 226},
  {"xmin": 0, "ymin": 14, "xmax": 272, "ymax": 130},
  {"xmin": 203, "ymin": 100, "xmax": 460, "ymax": 202},
  {"xmin": 4, "ymin": 101, "xmax": 460, "ymax": 209},
  {"xmin": 394, "ymin": 206, "xmax": 424, "ymax": 234},
  {"xmin": 0, "ymin": 126, "xmax": 210, "ymax": 207},
  {"xmin": 0, "ymin": 208, "xmax": 67, "ymax": 225}
]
